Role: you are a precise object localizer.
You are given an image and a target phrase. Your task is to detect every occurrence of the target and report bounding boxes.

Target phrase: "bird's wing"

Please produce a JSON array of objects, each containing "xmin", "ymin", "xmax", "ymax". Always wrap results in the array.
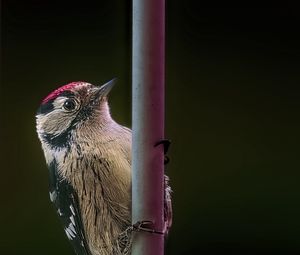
[{"xmin": 48, "ymin": 160, "xmax": 92, "ymax": 255}]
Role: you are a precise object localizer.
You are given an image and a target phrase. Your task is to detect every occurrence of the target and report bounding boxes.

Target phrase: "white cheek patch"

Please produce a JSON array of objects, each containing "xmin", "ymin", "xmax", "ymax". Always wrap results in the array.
[
  {"xmin": 40, "ymin": 97, "xmax": 79, "ymax": 136},
  {"xmin": 42, "ymin": 143, "xmax": 55, "ymax": 165},
  {"xmin": 42, "ymin": 142, "xmax": 67, "ymax": 166},
  {"xmin": 36, "ymin": 114, "xmax": 48, "ymax": 136}
]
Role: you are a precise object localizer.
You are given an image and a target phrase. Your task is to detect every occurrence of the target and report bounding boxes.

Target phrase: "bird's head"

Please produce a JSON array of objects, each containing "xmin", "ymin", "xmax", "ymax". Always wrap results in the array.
[{"xmin": 36, "ymin": 79, "xmax": 116, "ymax": 149}]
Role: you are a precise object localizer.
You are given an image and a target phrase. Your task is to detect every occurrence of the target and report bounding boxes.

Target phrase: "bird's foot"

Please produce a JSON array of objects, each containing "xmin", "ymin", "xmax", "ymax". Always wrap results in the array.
[
  {"xmin": 117, "ymin": 220, "xmax": 165, "ymax": 254},
  {"xmin": 132, "ymin": 220, "xmax": 164, "ymax": 235},
  {"xmin": 154, "ymin": 139, "xmax": 171, "ymax": 165}
]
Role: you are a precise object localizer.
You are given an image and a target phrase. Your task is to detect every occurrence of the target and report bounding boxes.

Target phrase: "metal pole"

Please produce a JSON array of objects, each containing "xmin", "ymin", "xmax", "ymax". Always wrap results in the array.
[{"xmin": 132, "ymin": 0, "xmax": 165, "ymax": 254}]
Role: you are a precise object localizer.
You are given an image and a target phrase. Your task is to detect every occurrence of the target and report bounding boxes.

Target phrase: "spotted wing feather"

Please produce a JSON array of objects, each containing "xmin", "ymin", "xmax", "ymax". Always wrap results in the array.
[{"xmin": 48, "ymin": 160, "xmax": 91, "ymax": 255}]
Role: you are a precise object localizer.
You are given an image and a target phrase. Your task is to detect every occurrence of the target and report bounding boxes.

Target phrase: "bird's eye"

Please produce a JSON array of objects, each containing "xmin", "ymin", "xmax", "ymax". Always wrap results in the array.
[{"xmin": 63, "ymin": 99, "xmax": 76, "ymax": 111}]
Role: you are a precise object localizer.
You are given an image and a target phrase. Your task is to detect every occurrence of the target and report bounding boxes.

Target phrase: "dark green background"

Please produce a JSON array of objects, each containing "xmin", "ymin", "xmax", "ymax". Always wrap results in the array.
[{"xmin": 1, "ymin": 3, "xmax": 300, "ymax": 255}]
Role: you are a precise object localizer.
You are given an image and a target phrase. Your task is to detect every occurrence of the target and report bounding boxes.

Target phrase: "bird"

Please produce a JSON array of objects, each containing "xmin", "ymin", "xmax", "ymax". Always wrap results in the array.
[{"xmin": 35, "ymin": 79, "xmax": 172, "ymax": 255}]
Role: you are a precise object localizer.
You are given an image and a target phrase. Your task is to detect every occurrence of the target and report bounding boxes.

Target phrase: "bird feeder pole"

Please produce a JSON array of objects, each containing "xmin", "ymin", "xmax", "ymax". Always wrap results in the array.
[{"xmin": 132, "ymin": 0, "xmax": 165, "ymax": 254}]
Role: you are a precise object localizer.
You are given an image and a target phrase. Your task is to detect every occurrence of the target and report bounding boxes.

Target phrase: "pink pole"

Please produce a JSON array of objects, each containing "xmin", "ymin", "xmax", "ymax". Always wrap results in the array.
[{"xmin": 132, "ymin": 0, "xmax": 165, "ymax": 254}]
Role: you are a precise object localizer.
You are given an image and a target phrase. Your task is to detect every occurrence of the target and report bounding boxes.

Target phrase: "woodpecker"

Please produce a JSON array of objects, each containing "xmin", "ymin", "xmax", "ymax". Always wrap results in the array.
[{"xmin": 36, "ymin": 80, "xmax": 172, "ymax": 255}]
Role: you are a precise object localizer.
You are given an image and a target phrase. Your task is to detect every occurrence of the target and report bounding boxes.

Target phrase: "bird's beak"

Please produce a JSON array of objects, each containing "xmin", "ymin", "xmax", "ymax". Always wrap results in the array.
[
  {"xmin": 91, "ymin": 78, "xmax": 116, "ymax": 103},
  {"xmin": 98, "ymin": 78, "xmax": 117, "ymax": 97}
]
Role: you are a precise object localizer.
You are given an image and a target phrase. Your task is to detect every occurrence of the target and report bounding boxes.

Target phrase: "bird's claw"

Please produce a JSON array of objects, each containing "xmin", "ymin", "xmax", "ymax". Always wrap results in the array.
[
  {"xmin": 154, "ymin": 139, "xmax": 171, "ymax": 165},
  {"xmin": 155, "ymin": 139, "xmax": 171, "ymax": 154},
  {"xmin": 132, "ymin": 220, "xmax": 164, "ymax": 235}
]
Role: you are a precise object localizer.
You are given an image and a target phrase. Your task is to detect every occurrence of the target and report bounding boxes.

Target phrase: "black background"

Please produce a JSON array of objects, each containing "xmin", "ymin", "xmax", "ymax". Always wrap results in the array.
[{"xmin": 1, "ymin": 2, "xmax": 300, "ymax": 255}]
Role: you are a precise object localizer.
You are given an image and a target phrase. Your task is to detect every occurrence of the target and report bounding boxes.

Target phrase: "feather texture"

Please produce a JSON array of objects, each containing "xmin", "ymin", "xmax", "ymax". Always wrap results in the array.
[{"xmin": 48, "ymin": 159, "xmax": 92, "ymax": 255}]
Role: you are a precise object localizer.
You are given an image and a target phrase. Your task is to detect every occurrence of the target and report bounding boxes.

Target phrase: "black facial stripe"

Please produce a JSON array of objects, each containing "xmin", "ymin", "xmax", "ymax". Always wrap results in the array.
[
  {"xmin": 42, "ymin": 116, "xmax": 79, "ymax": 151},
  {"xmin": 42, "ymin": 131, "xmax": 72, "ymax": 150},
  {"xmin": 37, "ymin": 100, "xmax": 54, "ymax": 115}
]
